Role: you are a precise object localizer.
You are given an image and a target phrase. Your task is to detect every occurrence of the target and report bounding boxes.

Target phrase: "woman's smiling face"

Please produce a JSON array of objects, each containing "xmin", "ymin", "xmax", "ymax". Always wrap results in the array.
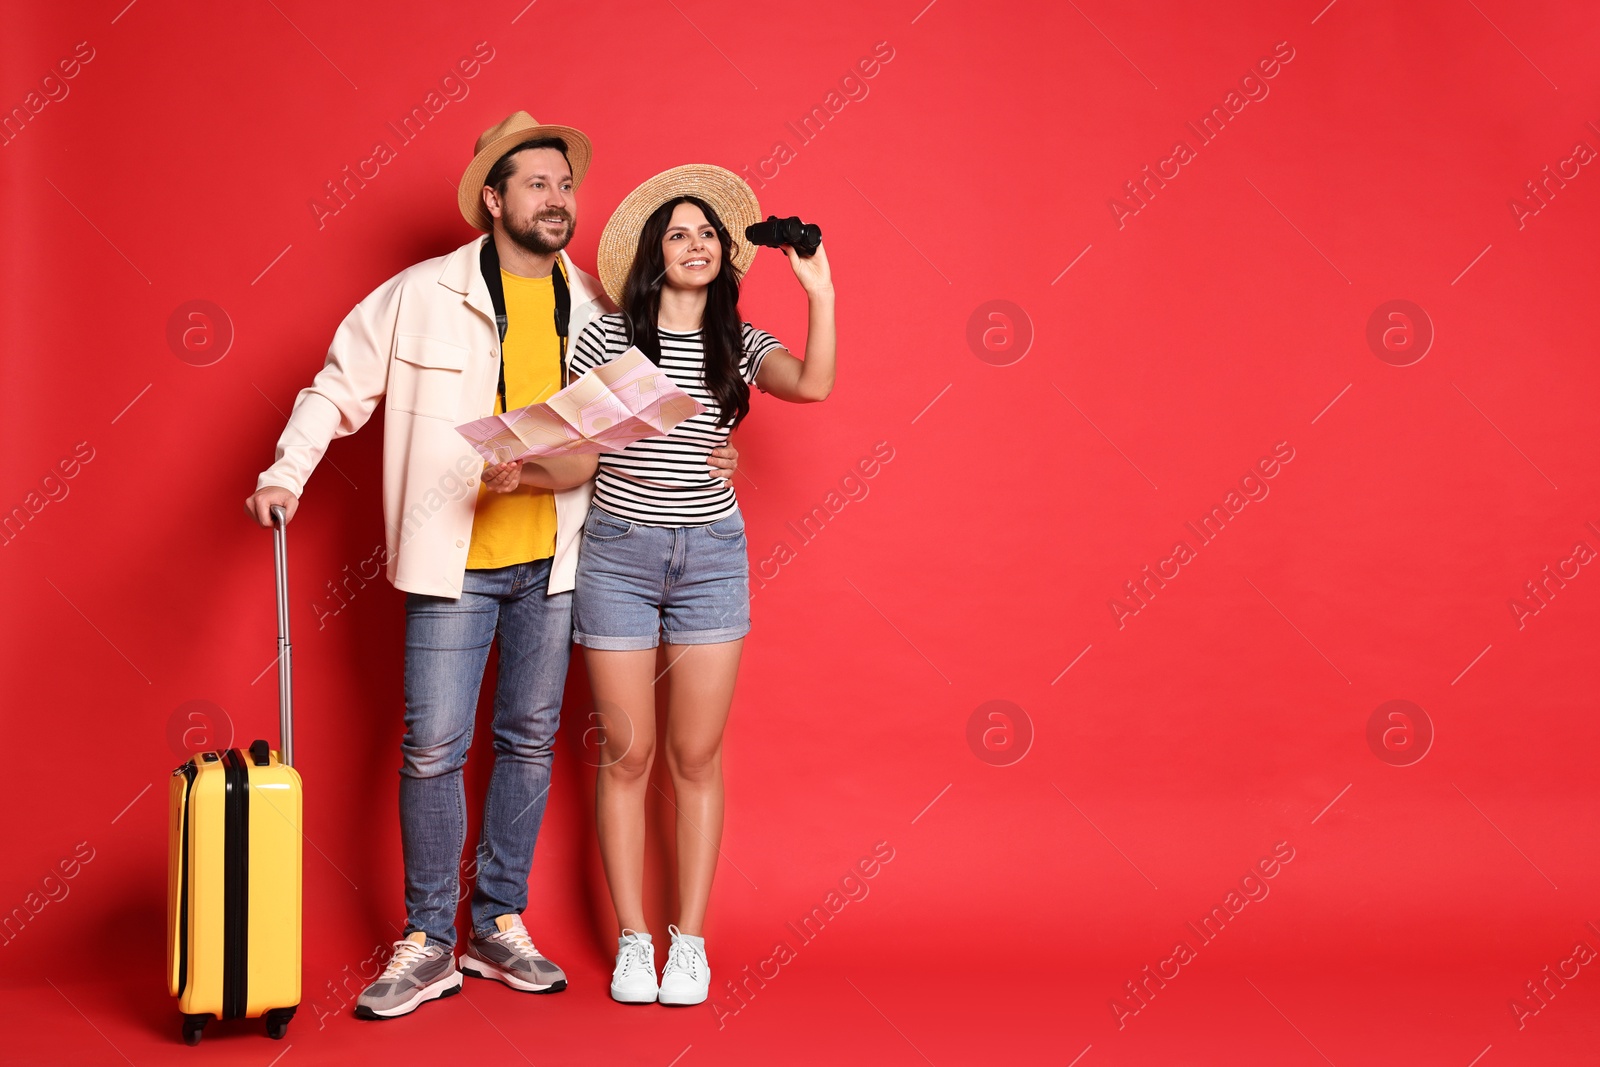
[{"xmin": 660, "ymin": 201, "xmax": 721, "ymax": 291}]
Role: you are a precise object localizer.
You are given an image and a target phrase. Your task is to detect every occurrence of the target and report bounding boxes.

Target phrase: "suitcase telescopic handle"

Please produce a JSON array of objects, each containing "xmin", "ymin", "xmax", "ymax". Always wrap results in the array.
[{"xmin": 269, "ymin": 504, "xmax": 294, "ymax": 767}]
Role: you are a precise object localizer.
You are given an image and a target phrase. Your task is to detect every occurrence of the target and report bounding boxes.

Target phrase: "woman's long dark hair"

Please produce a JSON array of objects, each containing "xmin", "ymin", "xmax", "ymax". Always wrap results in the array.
[{"xmin": 621, "ymin": 195, "xmax": 749, "ymax": 430}]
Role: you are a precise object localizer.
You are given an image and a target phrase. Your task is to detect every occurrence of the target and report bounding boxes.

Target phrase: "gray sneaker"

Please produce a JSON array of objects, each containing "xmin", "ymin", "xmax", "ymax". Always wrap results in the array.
[
  {"xmin": 354, "ymin": 938, "xmax": 463, "ymax": 1019},
  {"xmin": 461, "ymin": 914, "xmax": 568, "ymax": 993}
]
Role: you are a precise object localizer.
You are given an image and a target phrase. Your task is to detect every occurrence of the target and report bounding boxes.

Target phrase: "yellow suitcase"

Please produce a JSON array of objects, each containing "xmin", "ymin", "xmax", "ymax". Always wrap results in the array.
[{"xmin": 167, "ymin": 505, "xmax": 302, "ymax": 1045}]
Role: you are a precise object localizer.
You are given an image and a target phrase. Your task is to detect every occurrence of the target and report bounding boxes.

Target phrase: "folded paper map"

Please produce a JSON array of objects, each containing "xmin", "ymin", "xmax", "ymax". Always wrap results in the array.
[{"xmin": 455, "ymin": 346, "xmax": 705, "ymax": 464}]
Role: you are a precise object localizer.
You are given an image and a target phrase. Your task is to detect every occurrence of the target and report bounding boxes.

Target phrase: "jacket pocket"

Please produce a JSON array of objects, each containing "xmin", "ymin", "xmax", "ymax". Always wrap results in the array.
[{"xmin": 390, "ymin": 334, "xmax": 469, "ymax": 421}]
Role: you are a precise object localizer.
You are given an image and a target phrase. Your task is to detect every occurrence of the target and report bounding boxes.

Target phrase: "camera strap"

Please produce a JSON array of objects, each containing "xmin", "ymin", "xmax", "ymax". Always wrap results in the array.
[{"xmin": 479, "ymin": 237, "xmax": 572, "ymax": 414}]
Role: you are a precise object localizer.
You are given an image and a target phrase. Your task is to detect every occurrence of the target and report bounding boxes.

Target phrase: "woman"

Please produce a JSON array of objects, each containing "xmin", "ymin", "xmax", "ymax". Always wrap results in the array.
[{"xmin": 564, "ymin": 164, "xmax": 832, "ymax": 1005}]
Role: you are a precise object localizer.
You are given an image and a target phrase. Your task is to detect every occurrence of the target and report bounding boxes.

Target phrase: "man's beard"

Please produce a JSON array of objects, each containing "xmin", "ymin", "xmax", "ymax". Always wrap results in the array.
[{"xmin": 505, "ymin": 208, "xmax": 575, "ymax": 255}]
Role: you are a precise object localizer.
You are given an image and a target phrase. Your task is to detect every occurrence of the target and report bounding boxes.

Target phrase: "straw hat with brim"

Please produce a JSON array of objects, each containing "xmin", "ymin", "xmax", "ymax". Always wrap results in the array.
[
  {"xmin": 458, "ymin": 111, "xmax": 593, "ymax": 232},
  {"xmin": 596, "ymin": 164, "xmax": 762, "ymax": 308}
]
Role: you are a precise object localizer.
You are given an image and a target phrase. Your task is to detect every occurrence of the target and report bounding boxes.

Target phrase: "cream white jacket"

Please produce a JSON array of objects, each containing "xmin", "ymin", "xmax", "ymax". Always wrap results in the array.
[{"xmin": 255, "ymin": 237, "xmax": 611, "ymax": 597}]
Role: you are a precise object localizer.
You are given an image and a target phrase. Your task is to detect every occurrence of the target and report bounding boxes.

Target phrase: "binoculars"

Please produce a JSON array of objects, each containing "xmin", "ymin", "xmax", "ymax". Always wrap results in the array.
[{"xmin": 745, "ymin": 215, "xmax": 822, "ymax": 257}]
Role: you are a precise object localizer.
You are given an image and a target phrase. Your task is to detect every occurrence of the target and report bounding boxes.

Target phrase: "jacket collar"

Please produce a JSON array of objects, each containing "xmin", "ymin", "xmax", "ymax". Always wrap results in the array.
[{"xmin": 436, "ymin": 234, "xmax": 604, "ymax": 320}]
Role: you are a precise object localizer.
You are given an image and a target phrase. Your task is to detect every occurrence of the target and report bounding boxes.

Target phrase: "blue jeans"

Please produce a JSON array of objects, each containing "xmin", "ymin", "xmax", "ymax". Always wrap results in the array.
[{"xmin": 399, "ymin": 557, "xmax": 570, "ymax": 948}]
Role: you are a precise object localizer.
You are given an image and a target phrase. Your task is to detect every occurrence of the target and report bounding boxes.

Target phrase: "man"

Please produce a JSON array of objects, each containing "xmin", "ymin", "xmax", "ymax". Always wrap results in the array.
[{"xmin": 244, "ymin": 111, "xmax": 741, "ymax": 1020}]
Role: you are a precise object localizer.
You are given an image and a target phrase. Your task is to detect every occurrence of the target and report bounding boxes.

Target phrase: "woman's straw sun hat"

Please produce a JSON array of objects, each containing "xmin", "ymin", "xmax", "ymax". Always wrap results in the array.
[{"xmin": 596, "ymin": 163, "xmax": 762, "ymax": 306}]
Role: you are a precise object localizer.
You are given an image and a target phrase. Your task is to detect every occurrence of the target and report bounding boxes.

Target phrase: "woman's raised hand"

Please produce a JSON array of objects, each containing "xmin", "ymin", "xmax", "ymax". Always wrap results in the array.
[{"xmin": 782, "ymin": 241, "xmax": 832, "ymax": 297}]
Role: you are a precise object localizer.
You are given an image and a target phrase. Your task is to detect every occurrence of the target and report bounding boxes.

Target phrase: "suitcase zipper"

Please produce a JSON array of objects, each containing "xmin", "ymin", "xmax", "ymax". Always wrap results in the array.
[
  {"xmin": 175, "ymin": 761, "xmax": 197, "ymax": 997},
  {"xmin": 222, "ymin": 749, "xmax": 250, "ymax": 1020}
]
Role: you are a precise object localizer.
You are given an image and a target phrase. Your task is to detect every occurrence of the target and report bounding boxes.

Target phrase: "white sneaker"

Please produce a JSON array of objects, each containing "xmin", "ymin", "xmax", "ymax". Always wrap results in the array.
[
  {"xmin": 610, "ymin": 929, "xmax": 657, "ymax": 1004},
  {"xmin": 657, "ymin": 925, "xmax": 709, "ymax": 1006}
]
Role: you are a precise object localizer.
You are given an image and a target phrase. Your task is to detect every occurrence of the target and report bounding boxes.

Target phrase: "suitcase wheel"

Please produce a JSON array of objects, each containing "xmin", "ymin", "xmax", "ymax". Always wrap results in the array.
[
  {"xmin": 181, "ymin": 1014, "xmax": 209, "ymax": 1046},
  {"xmin": 265, "ymin": 1007, "xmax": 295, "ymax": 1040}
]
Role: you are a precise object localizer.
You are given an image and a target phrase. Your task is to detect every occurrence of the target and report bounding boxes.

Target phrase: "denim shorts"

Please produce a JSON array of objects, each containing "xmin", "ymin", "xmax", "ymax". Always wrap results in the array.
[{"xmin": 572, "ymin": 505, "xmax": 751, "ymax": 650}]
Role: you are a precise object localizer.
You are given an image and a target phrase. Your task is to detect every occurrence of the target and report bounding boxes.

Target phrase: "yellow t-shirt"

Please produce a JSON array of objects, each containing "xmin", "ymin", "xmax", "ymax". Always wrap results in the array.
[{"xmin": 466, "ymin": 267, "xmax": 562, "ymax": 569}]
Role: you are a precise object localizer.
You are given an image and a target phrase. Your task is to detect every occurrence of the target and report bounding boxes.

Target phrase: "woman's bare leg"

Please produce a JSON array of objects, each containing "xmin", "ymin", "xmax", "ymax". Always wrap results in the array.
[
  {"xmin": 661, "ymin": 639, "xmax": 743, "ymax": 936},
  {"xmin": 587, "ymin": 646, "xmax": 659, "ymax": 933}
]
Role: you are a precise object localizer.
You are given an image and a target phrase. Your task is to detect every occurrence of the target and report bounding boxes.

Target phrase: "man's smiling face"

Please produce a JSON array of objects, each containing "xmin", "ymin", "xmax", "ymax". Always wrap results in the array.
[{"xmin": 488, "ymin": 146, "xmax": 576, "ymax": 255}]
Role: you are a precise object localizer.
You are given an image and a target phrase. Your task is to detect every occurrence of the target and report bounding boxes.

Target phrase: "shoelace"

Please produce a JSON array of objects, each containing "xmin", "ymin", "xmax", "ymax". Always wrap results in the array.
[
  {"xmin": 662, "ymin": 925, "xmax": 703, "ymax": 982},
  {"xmin": 378, "ymin": 939, "xmax": 430, "ymax": 981},
  {"xmin": 498, "ymin": 924, "xmax": 540, "ymax": 958},
  {"xmin": 616, "ymin": 931, "xmax": 652, "ymax": 978}
]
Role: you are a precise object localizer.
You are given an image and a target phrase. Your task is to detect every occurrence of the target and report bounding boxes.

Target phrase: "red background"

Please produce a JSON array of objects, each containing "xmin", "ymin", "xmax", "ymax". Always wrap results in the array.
[{"xmin": 3, "ymin": 0, "xmax": 1599, "ymax": 1063}]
